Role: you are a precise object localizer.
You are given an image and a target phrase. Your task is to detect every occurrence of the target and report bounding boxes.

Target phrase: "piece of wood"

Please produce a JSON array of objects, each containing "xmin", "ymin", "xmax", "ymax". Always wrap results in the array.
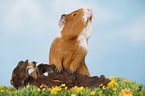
[{"xmin": 11, "ymin": 60, "xmax": 110, "ymax": 89}]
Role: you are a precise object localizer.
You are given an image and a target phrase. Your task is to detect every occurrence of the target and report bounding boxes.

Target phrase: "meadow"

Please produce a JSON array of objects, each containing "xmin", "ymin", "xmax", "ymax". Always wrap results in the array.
[{"xmin": 0, "ymin": 77, "xmax": 145, "ymax": 96}]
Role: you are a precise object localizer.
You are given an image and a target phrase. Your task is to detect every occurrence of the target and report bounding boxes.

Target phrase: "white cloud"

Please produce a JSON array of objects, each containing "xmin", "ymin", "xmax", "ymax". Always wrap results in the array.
[
  {"xmin": 51, "ymin": 0, "xmax": 124, "ymax": 24},
  {"xmin": 2, "ymin": 0, "xmax": 144, "ymax": 43},
  {"xmin": 94, "ymin": 6, "xmax": 125, "ymax": 24},
  {"xmin": 0, "ymin": 1, "xmax": 11, "ymax": 14},
  {"xmin": 119, "ymin": 14, "xmax": 145, "ymax": 43},
  {"xmin": 95, "ymin": 7, "xmax": 113, "ymax": 23},
  {"xmin": 4, "ymin": 0, "xmax": 43, "ymax": 32},
  {"xmin": 1, "ymin": 0, "xmax": 60, "ymax": 39},
  {"xmin": 2, "ymin": 0, "xmax": 122, "ymax": 34},
  {"xmin": 51, "ymin": 0, "xmax": 86, "ymax": 14}
]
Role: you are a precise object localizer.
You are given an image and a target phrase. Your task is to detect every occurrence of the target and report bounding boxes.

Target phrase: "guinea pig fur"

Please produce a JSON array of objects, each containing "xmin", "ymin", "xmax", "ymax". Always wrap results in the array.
[{"xmin": 49, "ymin": 6, "xmax": 94, "ymax": 76}]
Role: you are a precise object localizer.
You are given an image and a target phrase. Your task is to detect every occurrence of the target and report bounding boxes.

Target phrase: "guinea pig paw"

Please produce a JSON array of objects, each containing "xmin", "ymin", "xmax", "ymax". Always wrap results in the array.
[
  {"xmin": 68, "ymin": 70, "xmax": 74, "ymax": 75},
  {"xmin": 55, "ymin": 67, "xmax": 63, "ymax": 73}
]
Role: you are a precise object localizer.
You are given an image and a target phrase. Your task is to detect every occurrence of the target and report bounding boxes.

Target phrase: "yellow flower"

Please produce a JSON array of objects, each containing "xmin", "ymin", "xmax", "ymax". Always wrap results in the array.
[
  {"xmin": 99, "ymin": 83, "xmax": 103, "ymax": 87},
  {"xmin": 43, "ymin": 88, "xmax": 46, "ymax": 91},
  {"xmin": 37, "ymin": 88, "xmax": 41, "ymax": 92},
  {"xmin": 119, "ymin": 88, "xmax": 133, "ymax": 96},
  {"xmin": 113, "ymin": 88, "xmax": 117, "ymax": 91},
  {"xmin": 1, "ymin": 90, "xmax": 4, "ymax": 92},
  {"xmin": 51, "ymin": 86, "xmax": 62, "ymax": 94},
  {"xmin": 102, "ymin": 86, "xmax": 106, "ymax": 90},
  {"xmin": 61, "ymin": 84, "xmax": 65, "ymax": 87},
  {"xmin": 65, "ymin": 86, "xmax": 68, "ymax": 89},
  {"xmin": 107, "ymin": 80, "xmax": 118, "ymax": 88},
  {"xmin": 71, "ymin": 86, "xmax": 84, "ymax": 93},
  {"xmin": 108, "ymin": 76, "xmax": 115, "ymax": 81},
  {"xmin": 107, "ymin": 77, "xmax": 118, "ymax": 88},
  {"xmin": 71, "ymin": 94, "xmax": 76, "ymax": 96},
  {"xmin": 0, "ymin": 85, "xmax": 2, "ymax": 87},
  {"xmin": 90, "ymin": 92, "xmax": 95, "ymax": 95}
]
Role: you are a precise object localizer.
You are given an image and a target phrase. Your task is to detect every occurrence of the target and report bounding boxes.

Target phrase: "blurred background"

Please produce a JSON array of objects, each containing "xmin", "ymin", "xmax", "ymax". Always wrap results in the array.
[{"xmin": 0, "ymin": 0, "xmax": 145, "ymax": 86}]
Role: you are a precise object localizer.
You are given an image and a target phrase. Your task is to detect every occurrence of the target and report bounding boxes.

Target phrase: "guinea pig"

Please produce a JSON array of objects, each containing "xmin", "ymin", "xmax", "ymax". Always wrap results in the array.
[{"xmin": 49, "ymin": 6, "xmax": 94, "ymax": 76}]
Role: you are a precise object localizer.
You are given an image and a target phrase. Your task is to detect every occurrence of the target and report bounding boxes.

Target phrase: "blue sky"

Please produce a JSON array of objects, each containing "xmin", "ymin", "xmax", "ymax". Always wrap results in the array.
[{"xmin": 0, "ymin": 0, "xmax": 145, "ymax": 86}]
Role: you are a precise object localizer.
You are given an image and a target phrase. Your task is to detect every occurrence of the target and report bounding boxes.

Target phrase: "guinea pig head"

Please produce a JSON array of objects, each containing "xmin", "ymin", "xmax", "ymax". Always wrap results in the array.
[{"xmin": 58, "ymin": 6, "xmax": 94, "ymax": 39}]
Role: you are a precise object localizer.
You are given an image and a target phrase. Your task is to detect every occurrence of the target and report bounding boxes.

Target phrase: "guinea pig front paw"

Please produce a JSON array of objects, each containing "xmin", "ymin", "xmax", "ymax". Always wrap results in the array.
[
  {"xmin": 55, "ymin": 66, "xmax": 63, "ymax": 73},
  {"xmin": 68, "ymin": 70, "xmax": 74, "ymax": 75}
]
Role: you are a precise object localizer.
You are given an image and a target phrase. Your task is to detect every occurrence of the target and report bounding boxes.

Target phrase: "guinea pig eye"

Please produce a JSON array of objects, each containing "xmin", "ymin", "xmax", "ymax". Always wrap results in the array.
[{"xmin": 73, "ymin": 13, "xmax": 77, "ymax": 17}]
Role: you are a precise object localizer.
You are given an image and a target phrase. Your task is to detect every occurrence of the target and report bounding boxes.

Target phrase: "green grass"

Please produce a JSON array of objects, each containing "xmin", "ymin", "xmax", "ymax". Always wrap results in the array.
[{"xmin": 0, "ymin": 77, "xmax": 145, "ymax": 96}]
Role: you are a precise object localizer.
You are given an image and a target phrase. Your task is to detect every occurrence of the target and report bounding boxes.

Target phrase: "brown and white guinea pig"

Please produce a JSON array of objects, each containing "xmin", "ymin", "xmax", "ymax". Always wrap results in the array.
[{"xmin": 49, "ymin": 6, "xmax": 94, "ymax": 76}]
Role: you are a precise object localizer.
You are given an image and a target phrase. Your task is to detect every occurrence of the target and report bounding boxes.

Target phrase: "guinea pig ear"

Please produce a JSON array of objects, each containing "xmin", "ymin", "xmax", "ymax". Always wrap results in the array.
[{"xmin": 59, "ymin": 14, "xmax": 66, "ymax": 28}]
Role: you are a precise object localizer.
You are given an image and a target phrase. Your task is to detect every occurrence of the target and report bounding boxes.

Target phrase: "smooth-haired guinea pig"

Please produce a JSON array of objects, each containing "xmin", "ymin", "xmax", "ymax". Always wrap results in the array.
[{"xmin": 49, "ymin": 6, "xmax": 94, "ymax": 76}]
